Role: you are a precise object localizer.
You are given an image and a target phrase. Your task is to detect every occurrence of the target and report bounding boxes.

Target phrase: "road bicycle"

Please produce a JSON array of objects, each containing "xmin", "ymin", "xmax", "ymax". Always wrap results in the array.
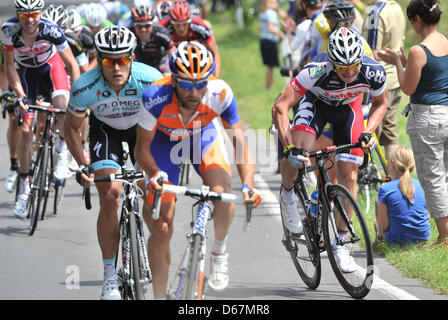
[
  {"xmin": 152, "ymin": 183, "xmax": 249, "ymax": 300},
  {"xmin": 280, "ymin": 142, "xmax": 374, "ymax": 299},
  {"xmin": 25, "ymin": 104, "xmax": 65, "ymax": 236},
  {"xmin": 83, "ymin": 152, "xmax": 152, "ymax": 300}
]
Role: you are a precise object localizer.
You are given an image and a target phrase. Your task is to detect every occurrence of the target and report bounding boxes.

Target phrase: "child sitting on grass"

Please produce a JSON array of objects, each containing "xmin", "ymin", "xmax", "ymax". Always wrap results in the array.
[{"xmin": 374, "ymin": 146, "xmax": 431, "ymax": 245}]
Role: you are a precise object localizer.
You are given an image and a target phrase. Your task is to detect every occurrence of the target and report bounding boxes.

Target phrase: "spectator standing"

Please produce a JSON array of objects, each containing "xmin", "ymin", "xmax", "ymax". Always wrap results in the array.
[
  {"xmin": 378, "ymin": 0, "xmax": 448, "ymax": 248},
  {"xmin": 362, "ymin": 0, "xmax": 406, "ymax": 163},
  {"xmin": 375, "ymin": 146, "xmax": 431, "ymax": 246},
  {"xmin": 259, "ymin": 0, "xmax": 284, "ymax": 89}
]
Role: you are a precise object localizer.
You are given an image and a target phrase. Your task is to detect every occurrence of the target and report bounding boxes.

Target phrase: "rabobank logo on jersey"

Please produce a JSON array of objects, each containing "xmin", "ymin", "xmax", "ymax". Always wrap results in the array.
[{"xmin": 144, "ymin": 94, "xmax": 169, "ymax": 110}]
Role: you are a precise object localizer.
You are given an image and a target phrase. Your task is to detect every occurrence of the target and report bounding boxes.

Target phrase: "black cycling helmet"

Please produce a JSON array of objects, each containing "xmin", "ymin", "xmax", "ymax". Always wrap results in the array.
[{"xmin": 324, "ymin": 0, "xmax": 356, "ymax": 23}]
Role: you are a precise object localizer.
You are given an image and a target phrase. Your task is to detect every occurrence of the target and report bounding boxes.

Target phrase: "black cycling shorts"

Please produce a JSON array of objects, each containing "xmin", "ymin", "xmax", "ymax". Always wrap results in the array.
[{"xmin": 89, "ymin": 115, "xmax": 137, "ymax": 173}]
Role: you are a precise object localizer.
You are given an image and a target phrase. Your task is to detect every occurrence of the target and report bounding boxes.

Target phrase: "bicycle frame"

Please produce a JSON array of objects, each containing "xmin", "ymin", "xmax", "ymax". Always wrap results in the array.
[
  {"xmin": 117, "ymin": 174, "xmax": 152, "ymax": 297},
  {"xmin": 308, "ymin": 145, "xmax": 361, "ymax": 246}
]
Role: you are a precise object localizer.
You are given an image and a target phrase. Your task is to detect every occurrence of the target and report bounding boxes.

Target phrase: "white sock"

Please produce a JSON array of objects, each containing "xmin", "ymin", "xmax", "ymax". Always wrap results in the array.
[
  {"xmin": 55, "ymin": 137, "xmax": 67, "ymax": 153},
  {"xmin": 212, "ymin": 236, "xmax": 228, "ymax": 255},
  {"xmin": 103, "ymin": 258, "xmax": 116, "ymax": 280},
  {"xmin": 281, "ymin": 185, "xmax": 295, "ymax": 204}
]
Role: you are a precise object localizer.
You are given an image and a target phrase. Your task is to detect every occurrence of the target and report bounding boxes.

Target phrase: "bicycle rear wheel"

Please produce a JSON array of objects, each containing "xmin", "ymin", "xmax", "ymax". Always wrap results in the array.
[
  {"xmin": 280, "ymin": 190, "xmax": 321, "ymax": 289},
  {"xmin": 322, "ymin": 184, "xmax": 374, "ymax": 299},
  {"xmin": 129, "ymin": 212, "xmax": 144, "ymax": 300}
]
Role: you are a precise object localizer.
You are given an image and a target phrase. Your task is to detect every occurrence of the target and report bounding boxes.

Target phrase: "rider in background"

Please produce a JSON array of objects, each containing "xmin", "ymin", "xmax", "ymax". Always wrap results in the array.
[
  {"xmin": 129, "ymin": 3, "xmax": 175, "ymax": 74},
  {"xmin": 160, "ymin": 0, "xmax": 221, "ymax": 77},
  {"xmin": 100, "ymin": 0, "xmax": 132, "ymax": 25},
  {"xmin": 0, "ymin": 41, "xmax": 19, "ymax": 194},
  {"xmin": 1, "ymin": 0, "xmax": 80, "ymax": 219},
  {"xmin": 43, "ymin": 4, "xmax": 89, "ymax": 74},
  {"xmin": 65, "ymin": 26, "xmax": 162, "ymax": 299}
]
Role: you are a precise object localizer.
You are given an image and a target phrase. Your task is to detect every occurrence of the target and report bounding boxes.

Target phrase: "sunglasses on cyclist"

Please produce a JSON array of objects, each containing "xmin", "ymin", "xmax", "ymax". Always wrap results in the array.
[
  {"xmin": 134, "ymin": 22, "xmax": 152, "ymax": 29},
  {"xmin": 100, "ymin": 56, "xmax": 132, "ymax": 67},
  {"xmin": 171, "ymin": 19, "xmax": 191, "ymax": 25},
  {"xmin": 176, "ymin": 78, "xmax": 208, "ymax": 91},
  {"xmin": 18, "ymin": 11, "xmax": 41, "ymax": 19},
  {"xmin": 333, "ymin": 61, "xmax": 362, "ymax": 71}
]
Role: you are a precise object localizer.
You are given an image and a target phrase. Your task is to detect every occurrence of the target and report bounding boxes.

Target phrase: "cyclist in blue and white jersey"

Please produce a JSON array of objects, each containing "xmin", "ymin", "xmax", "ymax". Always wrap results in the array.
[
  {"xmin": 273, "ymin": 27, "xmax": 388, "ymax": 273},
  {"xmin": 1, "ymin": 0, "xmax": 80, "ymax": 219},
  {"xmin": 64, "ymin": 26, "xmax": 162, "ymax": 300}
]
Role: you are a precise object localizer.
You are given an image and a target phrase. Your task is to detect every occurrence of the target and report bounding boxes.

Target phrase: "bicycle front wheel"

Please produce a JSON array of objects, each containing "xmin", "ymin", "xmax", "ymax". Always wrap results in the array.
[
  {"xmin": 280, "ymin": 191, "xmax": 321, "ymax": 289},
  {"xmin": 322, "ymin": 184, "xmax": 374, "ymax": 299},
  {"xmin": 129, "ymin": 213, "xmax": 144, "ymax": 300},
  {"xmin": 29, "ymin": 145, "xmax": 48, "ymax": 236},
  {"xmin": 183, "ymin": 233, "xmax": 203, "ymax": 300}
]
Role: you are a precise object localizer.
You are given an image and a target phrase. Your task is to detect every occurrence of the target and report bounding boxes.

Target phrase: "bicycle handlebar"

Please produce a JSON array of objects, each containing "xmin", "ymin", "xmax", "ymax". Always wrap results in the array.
[
  {"xmin": 151, "ymin": 183, "xmax": 245, "ymax": 220},
  {"xmin": 27, "ymin": 104, "xmax": 66, "ymax": 114},
  {"xmin": 82, "ymin": 171, "xmax": 146, "ymax": 210},
  {"xmin": 93, "ymin": 171, "xmax": 146, "ymax": 183}
]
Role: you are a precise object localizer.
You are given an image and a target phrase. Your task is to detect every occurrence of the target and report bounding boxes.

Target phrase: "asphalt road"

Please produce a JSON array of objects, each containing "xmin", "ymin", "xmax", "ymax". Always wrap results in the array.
[{"xmin": 0, "ymin": 0, "xmax": 447, "ymax": 302}]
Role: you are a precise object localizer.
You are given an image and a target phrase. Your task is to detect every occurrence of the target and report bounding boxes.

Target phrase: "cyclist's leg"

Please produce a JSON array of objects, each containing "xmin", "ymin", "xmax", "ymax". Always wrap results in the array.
[
  {"xmin": 142, "ymin": 130, "xmax": 179, "ymax": 299},
  {"xmin": 282, "ymin": 94, "xmax": 322, "ymax": 190},
  {"xmin": 195, "ymin": 122, "xmax": 234, "ymax": 247},
  {"xmin": 332, "ymin": 97, "xmax": 364, "ymax": 231},
  {"xmin": 193, "ymin": 122, "xmax": 234, "ymax": 290},
  {"xmin": 46, "ymin": 53, "xmax": 71, "ymax": 178},
  {"xmin": 313, "ymin": 124, "xmax": 337, "ymax": 184}
]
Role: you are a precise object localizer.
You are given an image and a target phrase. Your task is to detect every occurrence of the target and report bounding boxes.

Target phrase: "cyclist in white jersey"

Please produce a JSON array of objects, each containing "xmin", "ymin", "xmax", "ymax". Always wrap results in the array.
[
  {"xmin": 273, "ymin": 27, "xmax": 388, "ymax": 273},
  {"xmin": 0, "ymin": 0, "xmax": 80, "ymax": 219},
  {"xmin": 64, "ymin": 26, "xmax": 162, "ymax": 300}
]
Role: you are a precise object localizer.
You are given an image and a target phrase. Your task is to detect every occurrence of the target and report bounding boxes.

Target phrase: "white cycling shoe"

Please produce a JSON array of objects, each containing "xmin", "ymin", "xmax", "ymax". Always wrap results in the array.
[
  {"xmin": 208, "ymin": 252, "xmax": 229, "ymax": 291},
  {"xmin": 5, "ymin": 170, "xmax": 18, "ymax": 193},
  {"xmin": 13, "ymin": 193, "xmax": 29, "ymax": 219},
  {"xmin": 100, "ymin": 276, "xmax": 121, "ymax": 300},
  {"xmin": 280, "ymin": 196, "xmax": 303, "ymax": 235},
  {"xmin": 333, "ymin": 238, "xmax": 358, "ymax": 273},
  {"xmin": 54, "ymin": 149, "xmax": 70, "ymax": 180}
]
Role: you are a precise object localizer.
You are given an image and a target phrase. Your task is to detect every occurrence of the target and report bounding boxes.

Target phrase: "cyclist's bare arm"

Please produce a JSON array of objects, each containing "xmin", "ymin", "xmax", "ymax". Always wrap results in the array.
[
  {"xmin": 205, "ymin": 39, "xmax": 221, "ymax": 78},
  {"xmin": 226, "ymin": 120, "xmax": 255, "ymax": 196},
  {"xmin": 363, "ymin": 90, "xmax": 388, "ymax": 148},
  {"xmin": 64, "ymin": 111, "xmax": 90, "ymax": 165},
  {"xmin": 272, "ymin": 84, "xmax": 303, "ymax": 148},
  {"xmin": 59, "ymin": 47, "xmax": 81, "ymax": 84},
  {"xmin": 134, "ymin": 125, "xmax": 161, "ymax": 179},
  {"xmin": 3, "ymin": 49, "xmax": 26, "ymax": 102}
]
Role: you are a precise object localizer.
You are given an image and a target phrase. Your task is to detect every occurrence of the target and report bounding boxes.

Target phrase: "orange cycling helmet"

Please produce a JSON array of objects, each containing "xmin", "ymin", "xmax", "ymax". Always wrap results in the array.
[
  {"xmin": 169, "ymin": 41, "xmax": 215, "ymax": 80},
  {"xmin": 169, "ymin": 0, "xmax": 191, "ymax": 23}
]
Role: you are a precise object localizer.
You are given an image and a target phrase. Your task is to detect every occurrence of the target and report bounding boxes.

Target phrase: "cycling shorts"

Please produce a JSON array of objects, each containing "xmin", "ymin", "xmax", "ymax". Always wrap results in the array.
[
  {"xmin": 146, "ymin": 119, "xmax": 231, "ymax": 205},
  {"xmin": 292, "ymin": 92, "xmax": 364, "ymax": 165},
  {"xmin": 89, "ymin": 114, "xmax": 137, "ymax": 173},
  {"xmin": 18, "ymin": 52, "xmax": 70, "ymax": 120}
]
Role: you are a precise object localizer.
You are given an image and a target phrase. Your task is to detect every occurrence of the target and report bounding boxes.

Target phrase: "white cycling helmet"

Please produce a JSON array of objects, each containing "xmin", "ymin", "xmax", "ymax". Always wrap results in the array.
[
  {"xmin": 66, "ymin": 5, "xmax": 83, "ymax": 30},
  {"xmin": 84, "ymin": 3, "xmax": 108, "ymax": 27},
  {"xmin": 14, "ymin": 0, "xmax": 45, "ymax": 11},
  {"xmin": 94, "ymin": 26, "xmax": 137, "ymax": 55},
  {"xmin": 43, "ymin": 4, "xmax": 69, "ymax": 29},
  {"xmin": 327, "ymin": 27, "xmax": 365, "ymax": 66}
]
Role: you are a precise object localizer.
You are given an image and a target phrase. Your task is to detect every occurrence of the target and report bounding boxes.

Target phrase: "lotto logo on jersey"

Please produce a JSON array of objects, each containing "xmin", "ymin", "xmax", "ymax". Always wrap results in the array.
[
  {"xmin": 365, "ymin": 66, "xmax": 386, "ymax": 83},
  {"xmin": 43, "ymin": 26, "xmax": 62, "ymax": 38}
]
